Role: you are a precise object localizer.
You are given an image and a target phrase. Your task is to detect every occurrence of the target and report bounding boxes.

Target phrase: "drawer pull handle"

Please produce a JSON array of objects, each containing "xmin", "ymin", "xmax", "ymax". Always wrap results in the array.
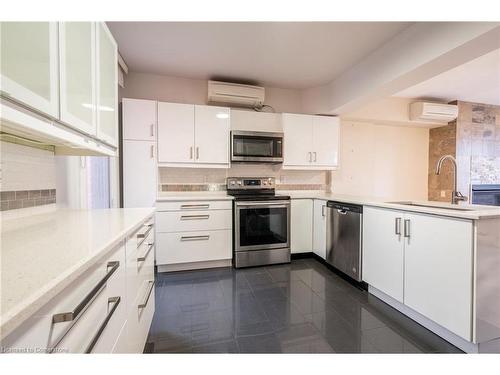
[
  {"xmin": 138, "ymin": 280, "xmax": 155, "ymax": 309},
  {"xmin": 180, "ymin": 235, "xmax": 210, "ymax": 241},
  {"xmin": 137, "ymin": 243, "xmax": 154, "ymax": 262},
  {"xmin": 85, "ymin": 296, "xmax": 121, "ymax": 353},
  {"xmin": 52, "ymin": 261, "xmax": 120, "ymax": 324},
  {"xmin": 180, "ymin": 204, "xmax": 210, "ymax": 210},
  {"xmin": 395, "ymin": 217, "xmax": 402, "ymax": 235},
  {"xmin": 180, "ymin": 214, "xmax": 210, "ymax": 220},
  {"xmin": 137, "ymin": 224, "xmax": 154, "ymax": 248}
]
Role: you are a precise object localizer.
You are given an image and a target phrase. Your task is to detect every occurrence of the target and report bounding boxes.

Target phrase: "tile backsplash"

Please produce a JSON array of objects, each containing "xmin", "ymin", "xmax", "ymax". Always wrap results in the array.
[
  {"xmin": 0, "ymin": 189, "xmax": 56, "ymax": 211},
  {"xmin": 159, "ymin": 164, "xmax": 330, "ymax": 192}
]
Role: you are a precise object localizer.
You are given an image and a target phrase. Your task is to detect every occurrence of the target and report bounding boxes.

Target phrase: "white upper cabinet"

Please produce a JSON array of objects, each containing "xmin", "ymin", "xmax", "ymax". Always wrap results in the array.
[
  {"xmin": 96, "ymin": 23, "xmax": 118, "ymax": 147},
  {"xmin": 194, "ymin": 105, "xmax": 230, "ymax": 165},
  {"xmin": 282, "ymin": 113, "xmax": 340, "ymax": 170},
  {"xmin": 157, "ymin": 102, "xmax": 230, "ymax": 168},
  {"xmin": 59, "ymin": 22, "xmax": 96, "ymax": 135},
  {"xmin": 282, "ymin": 113, "xmax": 313, "ymax": 167},
  {"xmin": 157, "ymin": 102, "xmax": 195, "ymax": 163},
  {"xmin": 122, "ymin": 98, "xmax": 157, "ymax": 141},
  {"xmin": 0, "ymin": 22, "xmax": 59, "ymax": 117},
  {"xmin": 312, "ymin": 116, "xmax": 340, "ymax": 167}
]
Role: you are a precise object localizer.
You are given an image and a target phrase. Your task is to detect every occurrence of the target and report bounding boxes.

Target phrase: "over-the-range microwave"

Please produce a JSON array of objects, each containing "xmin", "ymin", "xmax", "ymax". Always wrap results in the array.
[{"xmin": 230, "ymin": 131, "xmax": 284, "ymax": 163}]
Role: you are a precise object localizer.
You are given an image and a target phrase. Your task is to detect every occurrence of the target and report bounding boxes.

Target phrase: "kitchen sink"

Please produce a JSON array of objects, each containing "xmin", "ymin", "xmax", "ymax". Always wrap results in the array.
[{"xmin": 386, "ymin": 201, "xmax": 476, "ymax": 211}]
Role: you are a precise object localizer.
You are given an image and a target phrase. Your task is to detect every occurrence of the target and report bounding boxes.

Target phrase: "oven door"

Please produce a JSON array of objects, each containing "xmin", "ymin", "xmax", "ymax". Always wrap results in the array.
[
  {"xmin": 234, "ymin": 200, "xmax": 290, "ymax": 252},
  {"xmin": 231, "ymin": 131, "xmax": 283, "ymax": 163}
]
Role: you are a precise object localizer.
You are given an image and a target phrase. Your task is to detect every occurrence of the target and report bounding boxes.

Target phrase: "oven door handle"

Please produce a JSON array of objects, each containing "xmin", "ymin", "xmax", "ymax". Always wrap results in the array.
[{"xmin": 236, "ymin": 201, "xmax": 290, "ymax": 207}]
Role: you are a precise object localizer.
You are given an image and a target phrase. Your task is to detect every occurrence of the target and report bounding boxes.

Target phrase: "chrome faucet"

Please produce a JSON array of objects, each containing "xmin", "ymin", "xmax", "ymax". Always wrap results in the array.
[{"xmin": 435, "ymin": 155, "xmax": 468, "ymax": 205}]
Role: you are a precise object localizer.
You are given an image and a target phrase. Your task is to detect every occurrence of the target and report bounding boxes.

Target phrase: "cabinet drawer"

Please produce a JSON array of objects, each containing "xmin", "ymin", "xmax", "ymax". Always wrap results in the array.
[
  {"xmin": 156, "ymin": 230, "xmax": 231, "ymax": 265},
  {"xmin": 156, "ymin": 200, "xmax": 232, "ymax": 212},
  {"xmin": 156, "ymin": 209, "xmax": 231, "ymax": 233},
  {"xmin": 3, "ymin": 243, "xmax": 126, "ymax": 353},
  {"xmin": 126, "ymin": 278, "xmax": 155, "ymax": 353}
]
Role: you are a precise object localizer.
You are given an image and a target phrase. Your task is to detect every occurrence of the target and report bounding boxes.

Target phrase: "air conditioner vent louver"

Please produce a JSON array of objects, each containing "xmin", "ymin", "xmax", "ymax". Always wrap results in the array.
[
  {"xmin": 410, "ymin": 102, "xmax": 458, "ymax": 123},
  {"xmin": 208, "ymin": 81, "xmax": 265, "ymax": 108}
]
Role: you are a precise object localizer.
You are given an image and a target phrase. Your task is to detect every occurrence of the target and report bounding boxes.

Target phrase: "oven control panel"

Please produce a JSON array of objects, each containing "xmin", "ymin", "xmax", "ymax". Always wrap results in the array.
[{"xmin": 227, "ymin": 177, "xmax": 276, "ymax": 190}]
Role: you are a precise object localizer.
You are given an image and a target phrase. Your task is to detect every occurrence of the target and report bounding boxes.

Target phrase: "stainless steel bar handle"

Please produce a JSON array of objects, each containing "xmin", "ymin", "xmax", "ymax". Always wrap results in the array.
[
  {"xmin": 138, "ymin": 280, "xmax": 155, "ymax": 309},
  {"xmin": 313, "ymin": 152, "xmax": 317, "ymax": 162},
  {"xmin": 236, "ymin": 201, "xmax": 290, "ymax": 207},
  {"xmin": 85, "ymin": 296, "xmax": 121, "ymax": 353},
  {"xmin": 150, "ymin": 145, "xmax": 154, "ymax": 159},
  {"xmin": 308, "ymin": 152, "xmax": 312, "ymax": 162},
  {"xmin": 395, "ymin": 217, "xmax": 402, "ymax": 235},
  {"xmin": 180, "ymin": 204, "xmax": 210, "ymax": 209},
  {"xmin": 52, "ymin": 261, "xmax": 120, "ymax": 323},
  {"xmin": 137, "ymin": 243, "xmax": 154, "ymax": 262},
  {"xmin": 150, "ymin": 124, "xmax": 154, "ymax": 137},
  {"xmin": 322, "ymin": 205, "xmax": 326, "ymax": 217},
  {"xmin": 196, "ymin": 147, "xmax": 200, "ymax": 160},
  {"xmin": 180, "ymin": 214, "xmax": 210, "ymax": 220},
  {"xmin": 190, "ymin": 146, "xmax": 193, "ymax": 159},
  {"xmin": 137, "ymin": 224, "xmax": 154, "ymax": 248},
  {"xmin": 181, "ymin": 235, "xmax": 210, "ymax": 241},
  {"xmin": 404, "ymin": 219, "xmax": 411, "ymax": 238}
]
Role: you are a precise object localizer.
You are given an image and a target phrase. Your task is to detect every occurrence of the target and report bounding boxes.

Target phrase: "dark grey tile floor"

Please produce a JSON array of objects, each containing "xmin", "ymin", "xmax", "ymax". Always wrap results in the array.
[{"xmin": 145, "ymin": 258, "xmax": 463, "ymax": 353}]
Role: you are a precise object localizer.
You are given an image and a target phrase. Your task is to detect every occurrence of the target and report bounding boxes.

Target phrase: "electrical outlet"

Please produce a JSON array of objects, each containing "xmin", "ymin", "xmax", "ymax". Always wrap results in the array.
[{"xmin": 440, "ymin": 190, "xmax": 446, "ymax": 198}]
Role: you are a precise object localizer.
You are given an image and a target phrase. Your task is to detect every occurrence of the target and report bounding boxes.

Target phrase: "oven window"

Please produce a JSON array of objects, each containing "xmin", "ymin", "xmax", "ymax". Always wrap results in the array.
[
  {"xmin": 233, "ymin": 136, "xmax": 275, "ymax": 157},
  {"xmin": 239, "ymin": 206, "xmax": 288, "ymax": 247}
]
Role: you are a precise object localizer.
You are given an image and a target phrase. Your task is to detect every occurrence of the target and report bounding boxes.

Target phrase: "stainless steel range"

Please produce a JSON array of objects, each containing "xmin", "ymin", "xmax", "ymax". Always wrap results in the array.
[{"xmin": 227, "ymin": 177, "xmax": 291, "ymax": 268}]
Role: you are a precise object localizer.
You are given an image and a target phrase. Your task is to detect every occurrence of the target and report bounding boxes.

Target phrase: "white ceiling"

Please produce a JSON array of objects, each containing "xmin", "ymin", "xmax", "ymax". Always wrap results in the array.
[
  {"xmin": 395, "ymin": 48, "xmax": 500, "ymax": 106},
  {"xmin": 108, "ymin": 22, "xmax": 411, "ymax": 89}
]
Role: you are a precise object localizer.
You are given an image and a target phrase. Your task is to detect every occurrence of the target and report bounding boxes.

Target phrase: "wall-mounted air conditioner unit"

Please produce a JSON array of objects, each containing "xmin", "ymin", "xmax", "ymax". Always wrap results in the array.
[
  {"xmin": 409, "ymin": 102, "xmax": 458, "ymax": 123},
  {"xmin": 208, "ymin": 81, "xmax": 265, "ymax": 108}
]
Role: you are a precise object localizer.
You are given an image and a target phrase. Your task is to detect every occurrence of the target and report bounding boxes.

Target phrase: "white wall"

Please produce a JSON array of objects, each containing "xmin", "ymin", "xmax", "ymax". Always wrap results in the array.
[
  {"xmin": 331, "ymin": 121, "xmax": 429, "ymax": 200},
  {"xmin": 0, "ymin": 142, "xmax": 56, "ymax": 191},
  {"xmin": 119, "ymin": 72, "xmax": 304, "ymax": 113}
]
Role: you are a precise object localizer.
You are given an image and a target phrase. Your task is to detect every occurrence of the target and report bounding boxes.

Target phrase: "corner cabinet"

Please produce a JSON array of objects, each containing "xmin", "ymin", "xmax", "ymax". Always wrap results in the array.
[
  {"xmin": 157, "ymin": 102, "xmax": 230, "ymax": 168},
  {"xmin": 0, "ymin": 22, "xmax": 118, "ymax": 156},
  {"xmin": 282, "ymin": 113, "xmax": 340, "ymax": 170},
  {"xmin": 0, "ymin": 22, "xmax": 59, "ymax": 117},
  {"xmin": 362, "ymin": 206, "xmax": 473, "ymax": 341}
]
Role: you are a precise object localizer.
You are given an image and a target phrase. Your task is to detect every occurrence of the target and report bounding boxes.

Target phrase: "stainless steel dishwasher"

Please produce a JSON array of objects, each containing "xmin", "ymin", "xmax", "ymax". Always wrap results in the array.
[{"xmin": 326, "ymin": 201, "xmax": 363, "ymax": 281}]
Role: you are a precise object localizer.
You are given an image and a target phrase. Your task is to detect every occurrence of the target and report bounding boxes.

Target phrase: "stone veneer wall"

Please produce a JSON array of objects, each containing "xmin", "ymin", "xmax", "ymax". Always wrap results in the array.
[{"xmin": 428, "ymin": 101, "xmax": 500, "ymax": 202}]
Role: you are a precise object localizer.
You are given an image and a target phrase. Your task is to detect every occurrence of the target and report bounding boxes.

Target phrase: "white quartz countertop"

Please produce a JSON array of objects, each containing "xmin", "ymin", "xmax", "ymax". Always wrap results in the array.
[
  {"xmin": 157, "ymin": 190, "xmax": 500, "ymax": 220},
  {"xmin": 0, "ymin": 207, "xmax": 155, "ymax": 339}
]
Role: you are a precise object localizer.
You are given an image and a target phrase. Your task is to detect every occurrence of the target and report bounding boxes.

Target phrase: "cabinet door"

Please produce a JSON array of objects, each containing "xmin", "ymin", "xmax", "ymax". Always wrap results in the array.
[
  {"xmin": 282, "ymin": 113, "xmax": 313, "ymax": 167},
  {"xmin": 96, "ymin": 22, "xmax": 118, "ymax": 147},
  {"xmin": 122, "ymin": 98, "xmax": 157, "ymax": 141},
  {"xmin": 0, "ymin": 22, "xmax": 59, "ymax": 117},
  {"xmin": 291, "ymin": 199, "xmax": 313, "ymax": 254},
  {"xmin": 312, "ymin": 200, "xmax": 327, "ymax": 259},
  {"xmin": 404, "ymin": 213, "xmax": 473, "ymax": 340},
  {"xmin": 312, "ymin": 116, "xmax": 340, "ymax": 168},
  {"xmin": 362, "ymin": 207, "xmax": 404, "ymax": 302},
  {"xmin": 157, "ymin": 102, "xmax": 195, "ymax": 163},
  {"xmin": 123, "ymin": 141, "xmax": 157, "ymax": 208},
  {"xmin": 59, "ymin": 22, "xmax": 96, "ymax": 135},
  {"xmin": 194, "ymin": 105, "xmax": 230, "ymax": 165}
]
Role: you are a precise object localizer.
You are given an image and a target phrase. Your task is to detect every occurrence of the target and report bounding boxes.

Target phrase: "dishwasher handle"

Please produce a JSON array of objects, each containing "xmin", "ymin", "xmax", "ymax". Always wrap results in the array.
[{"xmin": 327, "ymin": 201, "xmax": 363, "ymax": 214}]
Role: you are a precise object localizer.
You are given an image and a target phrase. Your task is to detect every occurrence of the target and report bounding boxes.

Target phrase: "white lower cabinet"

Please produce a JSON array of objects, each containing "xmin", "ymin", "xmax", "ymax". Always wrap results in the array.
[
  {"xmin": 2, "ymin": 215, "xmax": 155, "ymax": 353},
  {"xmin": 312, "ymin": 199, "xmax": 327, "ymax": 259},
  {"xmin": 291, "ymin": 199, "xmax": 313, "ymax": 254},
  {"xmin": 155, "ymin": 200, "xmax": 232, "ymax": 269},
  {"xmin": 362, "ymin": 206, "xmax": 474, "ymax": 340}
]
